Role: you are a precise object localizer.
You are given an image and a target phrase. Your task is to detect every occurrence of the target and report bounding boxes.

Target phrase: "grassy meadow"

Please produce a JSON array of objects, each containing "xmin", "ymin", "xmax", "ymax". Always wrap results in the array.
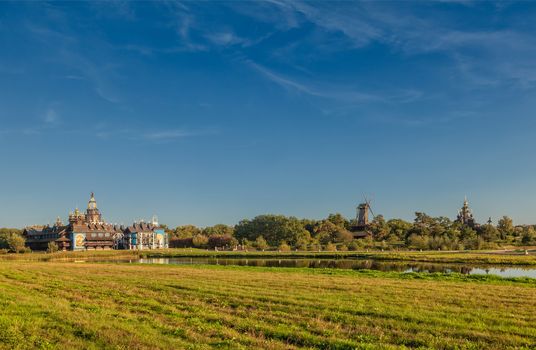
[{"xmin": 0, "ymin": 261, "xmax": 535, "ymax": 349}]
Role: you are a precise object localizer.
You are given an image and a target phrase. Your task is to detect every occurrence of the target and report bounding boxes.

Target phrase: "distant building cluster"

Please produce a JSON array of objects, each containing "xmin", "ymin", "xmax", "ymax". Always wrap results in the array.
[{"xmin": 23, "ymin": 193, "xmax": 168, "ymax": 251}]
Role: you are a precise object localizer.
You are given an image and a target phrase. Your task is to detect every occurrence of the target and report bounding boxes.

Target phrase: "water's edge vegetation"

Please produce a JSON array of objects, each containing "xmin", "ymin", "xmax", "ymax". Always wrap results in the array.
[{"xmin": 2, "ymin": 248, "xmax": 536, "ymax": 265}]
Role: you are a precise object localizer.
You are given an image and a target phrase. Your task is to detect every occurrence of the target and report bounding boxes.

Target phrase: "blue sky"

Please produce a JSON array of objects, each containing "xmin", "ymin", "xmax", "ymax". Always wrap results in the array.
[{"xmin": 1, "ymin": 1, "xmax": 536, "ymax": 228}]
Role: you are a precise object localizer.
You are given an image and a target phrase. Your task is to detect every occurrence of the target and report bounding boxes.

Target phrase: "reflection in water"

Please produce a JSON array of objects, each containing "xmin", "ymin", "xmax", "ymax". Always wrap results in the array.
[{"xmin": 133, "ymin": 258, "xmax": 536, "ymax": 279}]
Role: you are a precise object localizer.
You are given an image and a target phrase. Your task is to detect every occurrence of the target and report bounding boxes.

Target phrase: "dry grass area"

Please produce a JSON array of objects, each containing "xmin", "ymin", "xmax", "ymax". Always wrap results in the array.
[{"xmin": 0, "ymin": 261, "xmax": 535, "ymax": 349}]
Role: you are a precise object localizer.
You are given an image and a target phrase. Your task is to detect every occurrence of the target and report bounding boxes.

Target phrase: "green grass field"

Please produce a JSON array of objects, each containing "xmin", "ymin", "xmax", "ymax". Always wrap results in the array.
[{"xmin": 0, "ymin": 261, "xmax": 535, "ymax": 349}]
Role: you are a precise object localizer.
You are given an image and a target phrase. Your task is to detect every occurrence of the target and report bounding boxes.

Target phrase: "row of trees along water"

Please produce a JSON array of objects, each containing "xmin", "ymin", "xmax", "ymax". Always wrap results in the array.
[
  {"xmin": 1, "ymin": 213, "xmax": 536, "ymax": 253},
  {"xmin": 164, "ymin": 213, "xmax": 536, "ymax": 251}
]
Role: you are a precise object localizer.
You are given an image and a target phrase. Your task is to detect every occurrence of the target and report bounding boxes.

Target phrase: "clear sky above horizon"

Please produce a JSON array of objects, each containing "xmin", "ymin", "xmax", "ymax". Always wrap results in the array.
[{"xmin": 1, "ymin": 1, "xmax": 536, "ymax": 228}]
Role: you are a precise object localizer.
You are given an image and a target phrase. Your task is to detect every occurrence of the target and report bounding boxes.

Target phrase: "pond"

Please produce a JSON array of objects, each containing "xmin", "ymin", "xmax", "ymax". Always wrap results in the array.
[{"xmin": 107, "ymin": 257, "xmax": 536, "ymax": 279}]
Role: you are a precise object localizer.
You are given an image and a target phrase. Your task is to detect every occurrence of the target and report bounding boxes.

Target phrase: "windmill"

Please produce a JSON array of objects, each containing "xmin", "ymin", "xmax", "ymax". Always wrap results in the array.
[{"xmin": 354, "ymin": 195, "xmax": 376, "ymax": 231}]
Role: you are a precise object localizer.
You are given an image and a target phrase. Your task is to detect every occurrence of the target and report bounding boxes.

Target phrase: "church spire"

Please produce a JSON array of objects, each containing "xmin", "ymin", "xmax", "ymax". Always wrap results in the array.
[
  {"xmin": 88, "ymin": 192, "xmax": 98, "ymax": 210},
  {"xmin": 86, "ymin": 192, "xmax": 102, "ymax": 224},
  {"xmin": 457, "ymin": 196, "xmax": 476, "ymax": 228}
]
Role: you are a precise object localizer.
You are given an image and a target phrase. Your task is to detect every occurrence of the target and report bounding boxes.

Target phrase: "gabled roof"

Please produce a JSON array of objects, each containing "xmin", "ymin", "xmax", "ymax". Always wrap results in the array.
[{"xmin": 125, "ymin": 222, "xmax": 159, "ymax": 233}]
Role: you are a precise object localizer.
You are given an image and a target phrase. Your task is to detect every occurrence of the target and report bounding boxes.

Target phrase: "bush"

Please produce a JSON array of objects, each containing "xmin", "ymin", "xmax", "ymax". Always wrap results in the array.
[
  {"xmin": 407, "ymin": 234, "xmax": 429, "ymax": 250},
  {"xmin": 296, "ymin": 240, "xmax": 309, "ymax": 251},
  {"xmin": 192, "ymin": 234, "xmax": 209, "ymax": 248},
  {"xmin": 325, "ymin": 243, "xmax": 337, "ymax": 251},
  {"xmin": 47, "ymin": 242, "xmax": 59, "ymax": 253},
  {"xmin": 169, "ymin": 237, "xmax": 194, "ymax": 248},
  {"xmin": 254, "ymin": 236, "xmax": 269, "ymax": 250},
  {"xmin": 333, "ymin": 230, "xmax": 354, "ymax": 243},
  {"xmin": 207, "ymin": 234, "xmax": 237, "ymax": 249},
  {"xmin": 278, "ymin": 241, "xmax": 291, "ymax": 252},
  {"xmin": 347, "ymin": 241, "xmax": 360, "ymax": 251}
]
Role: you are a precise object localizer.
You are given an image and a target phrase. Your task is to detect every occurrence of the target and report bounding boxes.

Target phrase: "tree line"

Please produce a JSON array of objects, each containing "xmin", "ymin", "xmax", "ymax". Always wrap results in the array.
[
  {"xmin": 165, "ymin": 212, "xmax": 536, "ymax": 251},
  {"xmin": 2, "ymin": 212, "xmax": 535, "ymax": 253}
]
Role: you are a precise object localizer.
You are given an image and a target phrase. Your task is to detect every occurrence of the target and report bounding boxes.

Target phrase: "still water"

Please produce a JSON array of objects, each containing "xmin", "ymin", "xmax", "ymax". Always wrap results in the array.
[{"xmin": 117, "ymin": 257, "xmax": 536, "ymax": 279}]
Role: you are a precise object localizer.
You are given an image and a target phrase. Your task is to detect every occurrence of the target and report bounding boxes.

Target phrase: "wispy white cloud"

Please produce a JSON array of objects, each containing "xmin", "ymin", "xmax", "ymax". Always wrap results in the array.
[
  {"xmin": 23, "ymin": 17, "xmax": 124, "ymax": 105},
  {"xmin": 43, "ymin": 108, "xmax": 60, "ymax": 125},
  {"xmin": 241, "ymin": 1, "xmax": 536, "ymax": 91},
  {"xmin": 143, "ymin": 128, "xmax": 217, "ymax": 142},
  {"xmin": 248, "ymin": 61, "xmax": 381, "ymax": 102},
  {"xmin": 204, "ymin": 31, "xmax": 250, "ymax": 47},
  {"xmin": 247, "ymin": 60, "xmax": 423, "ymax": 105},
  {"xmin": 143, "ymin": 129, "xmax": 193, "ymax": 140},
  {"xmin": 93, "ymin": 124, "xmax": 216, "ymax": 142}
]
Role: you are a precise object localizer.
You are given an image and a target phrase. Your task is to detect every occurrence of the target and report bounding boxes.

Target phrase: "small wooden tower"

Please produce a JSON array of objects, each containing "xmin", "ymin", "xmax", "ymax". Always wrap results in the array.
[
  {"xmin": 351, "ymin": 198, "xmax": 375, "ymax": 237},
  {"xmin": 356, "ymin": 203, "xmax": 370, "ymax": 228}
]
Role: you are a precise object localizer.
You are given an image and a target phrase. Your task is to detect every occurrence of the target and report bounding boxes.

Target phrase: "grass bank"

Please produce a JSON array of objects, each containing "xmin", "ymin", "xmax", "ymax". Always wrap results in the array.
[
  {"xmin": 0, "ymin": 261, "xmax": 535, "ymax": 349},
  {"xmin": 2, "ymin": 248, "xmax": 536, "ymax": 265}
]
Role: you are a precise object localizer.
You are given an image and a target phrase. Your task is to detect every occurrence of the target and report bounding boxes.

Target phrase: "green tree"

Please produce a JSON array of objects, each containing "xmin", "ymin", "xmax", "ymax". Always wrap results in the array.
[
  {"xmin": 313, "ymin": 220, "xmax": 352, "ymax": 244},
  {"xmin": 254, "ymin": 236, "xmax": 269, "ymax": 250},
  {"xmin": 326, "ymin": 213, "xmax": 349, "ymax": 229},
  {"xmin": 369, "ymin": 215, "xmax": 389, "ymax": 241},
  {"xmin": 300, "ymin": 219, "xmax": 318, "ymax": 236},
  {"xmin": 478, "ymin": 224, "xmax": 499, "ymax": 242},
  {"xmin": 460, "ymin": 227, "xmax": 480, "ymax": 250},
  {"xmin": 173, "ymin": 225, "xmax": 202, "ymax": 239},
  {"xmin": 407, "ymin": 212, "xmax": 435, "ymax": 240},
  {"xmin": 202, "ymin": 224, "xmax": 234, "ymax": 237},
  {"xmin": 234, "ymin": 215, "xmax": 310, "ymax": 247},
  {"xmin": 521, "ymin": 226, "xmax": 536, "ymax": 245},
  {"xmin": 386, "ymin": 219, "xmax": 412, "ymax": 241},
  {"xmin": 407, "ymin": 234, "xmax": 429, "ymax": 250},
  {"xmin": 497, "ymin": 216, "xmax": 515, "ymax": 240},
  {"xmin": 0, "ymin": 232, "xmax": 26, "ymax": 253}
]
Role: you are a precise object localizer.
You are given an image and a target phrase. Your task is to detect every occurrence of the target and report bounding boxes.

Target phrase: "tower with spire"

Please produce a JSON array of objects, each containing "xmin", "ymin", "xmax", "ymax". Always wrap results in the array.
[
  {"xmin": 456, "ymin": 196, "xmax": 477, "ymax": 228},
  {"xmin": 86, "ymin": 192, "xmax": 103, "ymax": 224}
]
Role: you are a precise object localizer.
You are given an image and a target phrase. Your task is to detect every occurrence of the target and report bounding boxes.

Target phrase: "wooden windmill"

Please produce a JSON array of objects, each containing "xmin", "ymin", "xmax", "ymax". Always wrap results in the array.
[{"xmin": 352, "ymin": 196, "xmax": 376, "ymax": 235}]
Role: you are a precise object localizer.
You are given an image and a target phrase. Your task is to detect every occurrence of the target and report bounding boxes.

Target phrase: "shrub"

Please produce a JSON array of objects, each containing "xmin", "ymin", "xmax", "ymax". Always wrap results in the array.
[
  {"xmin": 192, "ymin": 234, "xmax": 209, "ymax": 248},
  {"xmin": 347, "ymin": 241, "xmax": 360, "ymax": 251},
  {"xmin": 278, "ymin": 242, "xmax": 291, "ymax": 252},
  {"xmin": 254, "ymin": 236, "xmax": 269, "ymax": 250},
  {"xmin": 325, "ymin": 243, "xmax": 337, "ymax": 251},
  {"xmin": 47, "ymin": 242, "xmax": 59, "ymax": 253},
  {"xmin": 169, "ymin": 237, "xmax": 194, "ymax": 248},
  {"xmin": 207, "ymin": 234, "xmax": 237, "ymax": 249},
  {"xmin": 296, "ymin": 241, "xmax": 309, "ymax": 251}
]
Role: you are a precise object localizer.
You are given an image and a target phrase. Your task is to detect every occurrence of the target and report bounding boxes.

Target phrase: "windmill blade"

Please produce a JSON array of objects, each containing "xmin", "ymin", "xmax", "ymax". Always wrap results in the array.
[
  {"xmin": 369, "ymin": 205, "xmax": 376, "ymax": 219},
  {"xmin": 363, "ymin": 193, "xmax": 375, "ymax": 219}
]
